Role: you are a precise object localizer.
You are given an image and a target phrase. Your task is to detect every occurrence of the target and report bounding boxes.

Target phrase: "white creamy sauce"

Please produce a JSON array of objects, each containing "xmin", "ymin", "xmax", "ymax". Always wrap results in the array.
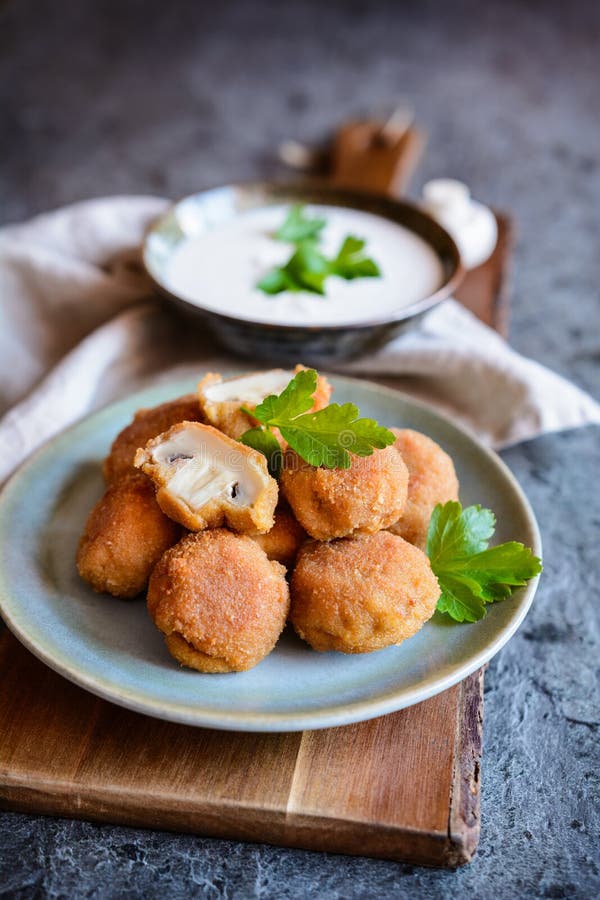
[{"xmin": 165, "ymin": 204, "xmax": 444, "ymax": 326}]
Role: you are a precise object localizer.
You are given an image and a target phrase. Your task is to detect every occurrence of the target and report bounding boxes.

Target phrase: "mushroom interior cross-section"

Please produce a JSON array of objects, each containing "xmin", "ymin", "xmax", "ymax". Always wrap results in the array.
[
  {"xmin": 134, "ymin": 421, "xmax": 278, "ymax": 534},
  {"xmin": 197, "ymin": 367, "xmax": 333, "ymax": 439}
]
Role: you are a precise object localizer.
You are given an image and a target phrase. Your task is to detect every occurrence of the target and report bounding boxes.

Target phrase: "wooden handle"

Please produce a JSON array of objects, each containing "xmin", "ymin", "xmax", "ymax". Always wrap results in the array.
[{"xmin": 330, "ymin": 119, "xmax": 425, "ymax": 196}]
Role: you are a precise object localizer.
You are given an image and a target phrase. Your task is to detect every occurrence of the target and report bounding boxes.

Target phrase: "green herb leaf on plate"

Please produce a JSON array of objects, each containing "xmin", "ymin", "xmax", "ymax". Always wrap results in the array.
[
  {"xmin": 239, "ymin": 427, "xmax": 283, "ymax": 478},
  {"xmin": 427, "ymin": 501, "xmax": 542, "ymax": 622},
  {"xmin": 239, "ymin": 368, "xmax": 396, "ymax": 471},
  {"xmin": 248, "ymin": 366, "xmax": 318, "ymax": 424},
  {"xmin": 427, "ymin": 501, "xmax": 496, "ymax": 565},
  {"xmin": 278, "ymin": 404, "xmax": 396, "ymax": 469}
]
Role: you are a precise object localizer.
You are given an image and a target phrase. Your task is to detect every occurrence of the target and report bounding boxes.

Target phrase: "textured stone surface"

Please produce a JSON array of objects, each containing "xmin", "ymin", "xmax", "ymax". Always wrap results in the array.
[{"xmin": 1, "ymin": 0, "xmax": 599, "ymax": 897}]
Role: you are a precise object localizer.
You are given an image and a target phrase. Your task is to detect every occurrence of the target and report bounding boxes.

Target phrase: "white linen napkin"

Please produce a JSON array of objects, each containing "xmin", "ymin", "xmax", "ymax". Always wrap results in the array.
[{"xmin": 1, "ymin": 196, "xmax": 598, "ymax": 486}]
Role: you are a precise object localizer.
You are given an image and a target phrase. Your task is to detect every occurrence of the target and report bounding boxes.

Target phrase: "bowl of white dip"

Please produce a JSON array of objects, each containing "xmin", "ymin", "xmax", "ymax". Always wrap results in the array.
[{"xmin": 143, "ymin": 182, "xmax": 463, "ymax": 362}]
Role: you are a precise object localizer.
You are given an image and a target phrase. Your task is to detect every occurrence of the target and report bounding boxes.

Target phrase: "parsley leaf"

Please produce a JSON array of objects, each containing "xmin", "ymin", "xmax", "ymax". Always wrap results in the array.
[
  {"xmin": 427, "ymin": 501, "xmax": 495, "ymax": 563},
  {"xmin": 427, "ymin": 501, "xmax": 542, "ymax": 623},
  {"xmin": 256, "ymin": 269, "xmax": 291, "ymax": 295},
  {"xmin": 257, "ymin": 241, "xmax": 330, "ymax": 296},
  {"xmin": 239, "ymin": 427, "xmax": 283, "ymax": 478},
  {"xmin": 282, "ymin": 242, "xmax": 330, "ymax": 294},
  {"xmin": 278, "ymin": 404, "xmax": 395, "ymax": 469},
  {"xmin": 257, "ymin": 207, "xmax": 382, "ymax": 296},
  {"xmin": 329, "ymin": 235, "xmax": 381, "ymax": 280},
  {"xmin": 275, "ymin": 204, "xmax": 326, "ymax": 244},
  {"xmin": 246, "ymin": 367, "xmax": 317, "ymax": 423},
  {"xmin": 239, "ymin": 368, "xmax": 396, "ymax": 471},
  {"xmin": 435, "ymin": 574, "xmax": 487, "ymax": 623}
]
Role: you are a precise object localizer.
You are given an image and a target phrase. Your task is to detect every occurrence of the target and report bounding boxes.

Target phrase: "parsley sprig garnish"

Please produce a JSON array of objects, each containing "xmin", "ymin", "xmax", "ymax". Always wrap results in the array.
[
  {"xmin": 330, "ymin": 235, "xmax": 381, "ymax": 280},
  {"xmin": 239, "ymin": 368, "xmax": 395, "ymax": 476},
  {"xmin": 274, "ymin": 204, "xmax": 326, "ymax": 243},
  {"xmin": 257, "ymin": 205, "xmax": 381, "ymax": 296},
  {"xmin": 257, "ymin": 242, "xmax": 330, "ymax": 296},
  {"xmin": 427, "ymin": 501, "xmax": 542, "ymax": 622}
]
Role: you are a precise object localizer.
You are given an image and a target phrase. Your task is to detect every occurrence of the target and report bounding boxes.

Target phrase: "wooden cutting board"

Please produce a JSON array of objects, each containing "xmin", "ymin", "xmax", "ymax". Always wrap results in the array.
[
  {"xmin": 0, "ymin": 632, "xmax": 483, "ymax": 867},
  {"xmin": 0, "ymin": 120, "xmax": 512, "ymax": 867}
]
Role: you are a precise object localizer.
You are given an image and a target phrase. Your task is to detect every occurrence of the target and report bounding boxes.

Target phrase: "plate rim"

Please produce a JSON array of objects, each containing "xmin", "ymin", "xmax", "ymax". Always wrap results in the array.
[{"xmin": 0, "ymin": 374, "xmax": 542, "ymax": 732}]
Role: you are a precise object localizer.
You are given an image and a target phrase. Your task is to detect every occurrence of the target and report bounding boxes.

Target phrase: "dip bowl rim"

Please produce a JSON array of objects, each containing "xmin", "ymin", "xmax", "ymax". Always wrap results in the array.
[{"xmin": 141, "ymin": 180, "xmax": 465, "ymax": 334}]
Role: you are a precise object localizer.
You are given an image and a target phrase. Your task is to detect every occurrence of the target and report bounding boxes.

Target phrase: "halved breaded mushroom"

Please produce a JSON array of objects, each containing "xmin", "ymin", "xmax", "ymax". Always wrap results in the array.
[
  {"xmin": 197, "ymin": 366, "xmax": 332, "ymax": 440},
  {"xmin": 77, "ymin": 473, "xmax": 181, "ymax": 599},
  {"xmin": 147, "ymin": 529, "xmax": 290, "ymax": 672},
  {"xmin": 103, "ymin": 394, "xmax": 203, "ymax": 484},
  {"xmin": 290, "ymin": 532, "xmax": 440, "ymax": 653},
  {"xmin": 134, "ymin": 421, "xmax": 278, "ymax": 534},
  {"xmin": 280, "ymin": 445, "xmax": 409, "ymax": 541},
  {"xmin": 388, "ymin": 428, "xmax": 459, "ymax": 550}
]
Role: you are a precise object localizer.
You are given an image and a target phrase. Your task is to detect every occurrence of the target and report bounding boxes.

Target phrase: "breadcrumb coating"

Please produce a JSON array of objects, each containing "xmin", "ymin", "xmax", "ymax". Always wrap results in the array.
[
  {"xmin": 280, "ymin": 445, "xmax": 408, "ymax": 540},
  {"xmin": 251, "ymin": 502, "xmax": 307, "ymax": 568},
  {"xmin": 77, "ymin": 473, "xmax": 181, "ymax": 598},
  {"xmin": 103, "ymin": 394, "xmax": 203, "ymax": 484},
  {"xmin": 388, "ymin": 428, "xmax": 459, "ymax": 550},
  {"xmin": 290, "ymin": 531, "xmax": 440, "ymax": 653},
  {"xmin": 147, "ymin": 529, "xmax": 290, "ymax": 672}
]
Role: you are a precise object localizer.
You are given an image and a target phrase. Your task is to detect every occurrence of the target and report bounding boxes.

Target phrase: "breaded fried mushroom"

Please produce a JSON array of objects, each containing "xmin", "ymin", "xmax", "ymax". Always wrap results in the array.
[
  {"xmin": 251, "ymin": 502, "xmax": 307, "ymax": 567},
  {"xmin": 388, "ymin": 428, "xmax": 459, "ymax": 550},
  {"xmin": 147, "ymin": 529, "xmax": 290, "ymax": 672},
  {"xmin": 280, "ymin": 446, "xmax": 408, "ymax": 541},
  {"xmin": 135, "ymin": 422, "xmax": 278, "ymax": 534},
  {"xmin": 103, "ymin": 394, "xmax": 203, "ymax": 484},
  {"xmin": 290, "ymin": 531, "xmax": 440, "ymax": 653},
  {"xmin": 77, "ymin": 473, "xmax": 181, "ymax": 598},
  {"xmin": 197, "ymin": 366, "xmax": 332, "ymax": 440}
]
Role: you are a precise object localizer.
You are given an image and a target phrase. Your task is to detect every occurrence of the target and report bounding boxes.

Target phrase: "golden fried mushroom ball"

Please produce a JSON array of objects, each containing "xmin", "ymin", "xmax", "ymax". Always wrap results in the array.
[
  {"xmin": 135, "ymin": 422, "xmax": 278, "ymax": 534},
  {"xmin": 147, "ymin": 529, "xmax": 290, "ymax": 672},
  {"xmin": 290, "ymin": 531, "xmax": 440, "ymax": 654},
  {"xmin": 280, "ymin": 446, "xmax": 408, "ymax": 541},
  {"xmin": 197, "ymin": 366, "xmax": 332, "ymax": 440},
  {"xmin": 389, "ymin": 428, "xmax": 459, "ymax": 550},
  {"xmin": 103, "ymin": 394, "xmax": 203, "ymax": 484},
  {"xmin": 251, "ymin": 502, "xmax": 307, "ymax": 568},
  {"xmin": 77, "ymin": 473, "xmax": 181, "ymax": 599}
]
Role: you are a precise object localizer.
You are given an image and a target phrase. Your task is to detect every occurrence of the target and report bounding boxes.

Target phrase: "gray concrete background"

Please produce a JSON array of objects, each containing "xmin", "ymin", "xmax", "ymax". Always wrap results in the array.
[{"xmin": 1, "ymin": 0, "xmax": 599, "ymax": 897}]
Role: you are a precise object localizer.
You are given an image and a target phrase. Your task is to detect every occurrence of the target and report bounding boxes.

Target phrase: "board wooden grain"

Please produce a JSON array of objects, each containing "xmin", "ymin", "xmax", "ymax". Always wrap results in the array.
[
  {"xmin": 0, "ymin": 631, "xmax": 483, "ymax": 866},
  {"xmin": 455, "ymin": 213, "xmax": 512, "ymax": 336}
]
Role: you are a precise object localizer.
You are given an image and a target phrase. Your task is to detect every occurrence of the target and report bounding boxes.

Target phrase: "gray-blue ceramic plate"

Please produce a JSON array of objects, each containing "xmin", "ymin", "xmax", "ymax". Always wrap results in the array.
[{"xmin": 0, "ymin": 376, "xmax": 540, "ymax": 732}]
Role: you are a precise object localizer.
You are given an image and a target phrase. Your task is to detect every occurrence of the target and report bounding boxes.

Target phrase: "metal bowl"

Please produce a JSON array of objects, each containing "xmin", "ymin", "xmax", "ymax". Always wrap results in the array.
[{"xmin": 142, "ymin": 181, "xmax": 464, "ymax": 364}]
